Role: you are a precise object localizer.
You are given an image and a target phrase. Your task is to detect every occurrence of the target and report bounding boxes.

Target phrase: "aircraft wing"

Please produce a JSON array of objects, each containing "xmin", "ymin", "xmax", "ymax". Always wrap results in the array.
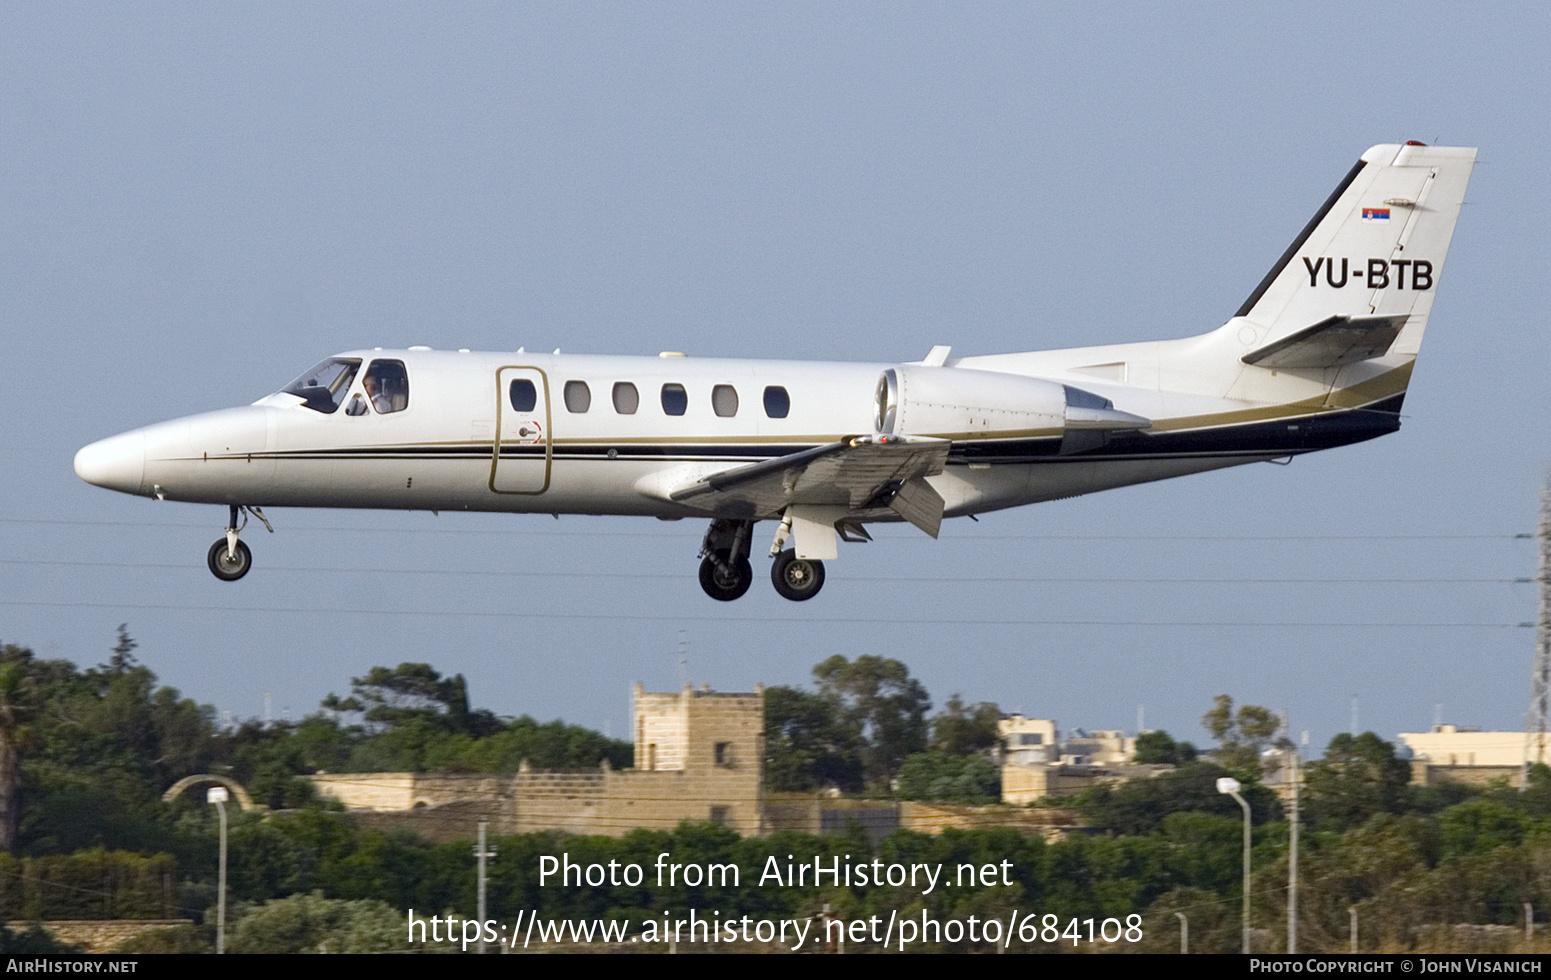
[{"xmin": 667, "ymin": 434, "xmax": 952, "ymax": 536}]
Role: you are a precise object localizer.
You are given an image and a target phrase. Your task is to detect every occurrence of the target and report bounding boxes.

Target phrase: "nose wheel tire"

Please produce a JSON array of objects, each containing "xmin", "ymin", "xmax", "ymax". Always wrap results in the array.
[
  {"xmin": 207, "ymin": 539, "xmax": 252, "ymax": 582},
  {"xmin": 699, "ymin": 551, "xmax": 753, "ymax": 601},
  {"xmin": 771, "ymin": 549, "xmax": 825, "ymax": 601}
]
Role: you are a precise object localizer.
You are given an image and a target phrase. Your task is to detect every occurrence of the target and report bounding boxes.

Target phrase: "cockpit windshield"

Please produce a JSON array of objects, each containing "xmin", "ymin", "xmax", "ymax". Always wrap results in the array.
[{"xmin": 281, "ymin": 358, "xmax": 361, "ymax": 414}]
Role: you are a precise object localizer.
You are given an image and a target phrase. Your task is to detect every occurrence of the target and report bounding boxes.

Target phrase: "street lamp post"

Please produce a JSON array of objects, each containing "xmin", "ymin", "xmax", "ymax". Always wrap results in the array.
[
  {"xmin": 1217, "ymin": 776, "xmax": 1252, "ymax": 954},
  {"xmin": 208, "ymin": 786, "xmax": 228, "ymax": 955}
]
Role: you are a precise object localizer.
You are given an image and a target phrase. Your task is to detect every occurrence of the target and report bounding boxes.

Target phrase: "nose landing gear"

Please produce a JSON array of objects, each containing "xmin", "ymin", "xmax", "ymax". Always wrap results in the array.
[
  {"xmin": 206, "ymin": 504, "xmax": 272, "ymax": 582},
  {"xmin": 207, "ymin": 538, "xmax": 252, "ymax": 581}
]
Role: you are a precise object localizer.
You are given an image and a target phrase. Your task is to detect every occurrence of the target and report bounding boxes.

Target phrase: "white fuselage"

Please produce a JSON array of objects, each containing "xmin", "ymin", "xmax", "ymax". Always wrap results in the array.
[
  {"xmin": 74, "ymin": 341, "xmax": 1380, "ymax": 524},
  {"xmin": 71, "ymin": 142, "xmax": 1474, "ymax": 597}
]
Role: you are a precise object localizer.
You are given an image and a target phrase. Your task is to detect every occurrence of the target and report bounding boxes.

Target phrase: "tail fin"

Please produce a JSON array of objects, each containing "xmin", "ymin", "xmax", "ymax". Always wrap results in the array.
[{"xmin": 1234, "ymin": 142, "xmax": 1475, "ymax": 365}]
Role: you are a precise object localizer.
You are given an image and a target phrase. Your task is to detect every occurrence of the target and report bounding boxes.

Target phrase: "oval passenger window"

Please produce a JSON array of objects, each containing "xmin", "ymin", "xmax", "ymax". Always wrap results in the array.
[
  {"xmin": 564, "ymin": 380, "xmax": 592, "ymax": 413},
  {"xmin": 711, "ymin": 385, "xmax": 738, "ymax": 418},
  {"xmin": 763, "ymin": 386, "xmax": 790, "ymax": 419},
  {"xmin": 509, "ymin": 379, "xmax": 537, "ymax": 412},
  {"xmin": 661, "ymin": 384, "xmax": 687, "ymax": 416},
  {"xmin": 612, "ymin": 382, "xmax": 639, "ymax": 415}
]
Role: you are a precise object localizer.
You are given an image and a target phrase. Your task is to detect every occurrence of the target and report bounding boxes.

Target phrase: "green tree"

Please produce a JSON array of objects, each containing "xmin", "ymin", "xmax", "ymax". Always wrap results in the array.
[
  {"xmin": 421, "ymin": 716, "xmax": 631, "ymax": 773},
  {"xmin": 1140, "ymin": 886, "xmax": 1236, "ymax": 953},
  {"xmin": 329, "ymin": 663, "xmax": 500, "ymax": 737},
  {"xmin": 1521, "ymin": 763, "xmax": 1551, "ymax": 817},
  {"xmin": 1437, "ymin": 798, "xmax": 1530, "ymax": 858},
  {"xmin": 0, "ymin": 921, "xmax": 79, "ymax": 953},
  {"xmin": 1081, "ymin": 761, "xmax": 1281, "ymax": 836},
  {"xmin": 1303, "ymin": 732, "xmax": 1411, "ymax": 831},
  {"xmin": 895, "ymin": 753, "xmax": 1000, "ymax": 802},
  {"xmin": 0, "ymin": 648, "xmax": 39, "ymax": 853},
  {"xmin": 11, "ymin": 628, "xmax": 221, "ymax": 858},
  {"xmin": 762, "ymin": 686, "xmax": 862, "ymax": 792},
  {"xmin": 1201, "ymin": 695, "xmax": 1283, "ymax": 774},
  {"xmin": 1133, "ymin": 729, "xmax": 1197, "ymax": 765},
  {"xmin": 226, "ymin": 892, "xmax": 408, "ymax": 954},
  {"xmin": 929, "ymin": 695, "xmax": 1001, "ymax": 756},
  {"xmin": 812, "ymin": 655, "xmax": 930, "ymax": 789}
]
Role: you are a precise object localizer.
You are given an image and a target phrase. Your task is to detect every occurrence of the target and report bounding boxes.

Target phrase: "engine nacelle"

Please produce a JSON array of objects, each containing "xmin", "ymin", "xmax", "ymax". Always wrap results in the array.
[
  {"xmin": 875, "ymin": 366, "xmax": 1063, "ymax": 439},
  {"xmin": 874, "ymin": 366, "xmax": 1150, "ymax": 444}
]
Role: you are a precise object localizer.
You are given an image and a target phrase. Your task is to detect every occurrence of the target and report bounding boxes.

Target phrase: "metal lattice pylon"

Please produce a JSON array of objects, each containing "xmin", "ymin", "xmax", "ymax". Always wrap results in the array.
[{"xmin": 1523, "ymin": 486, "xmax": 1551, "ymax": 786}]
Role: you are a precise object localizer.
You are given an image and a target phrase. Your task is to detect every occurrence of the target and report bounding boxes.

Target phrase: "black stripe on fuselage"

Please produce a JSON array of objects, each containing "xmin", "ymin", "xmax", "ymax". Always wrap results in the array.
[
  {"xmin": 212, "ymin": 396, "xmax": 1403, "ymax": 467},
  {"xmin": 957, "ymin": 393, "xmax": 1405, "ymax": 463}
]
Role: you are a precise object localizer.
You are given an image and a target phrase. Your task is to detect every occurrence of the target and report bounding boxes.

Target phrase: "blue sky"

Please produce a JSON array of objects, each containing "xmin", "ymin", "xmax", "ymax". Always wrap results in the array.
[{"xmin": 2, "ymin": 3, "xmax": 1546, "ymax": 752}]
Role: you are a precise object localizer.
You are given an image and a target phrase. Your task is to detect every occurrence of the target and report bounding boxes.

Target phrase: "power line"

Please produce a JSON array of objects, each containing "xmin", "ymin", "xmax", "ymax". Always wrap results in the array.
[
  {"xmin": 0, "ymin": 598, "xmax": 1528, "ymax": 628},
  {"xmin": 0, "ymin": 557, "xmax": 1527, "ymax": 586},
  {"xmin": 0, "ymin": 516, "xmax": 1528, "ymax": 542}
]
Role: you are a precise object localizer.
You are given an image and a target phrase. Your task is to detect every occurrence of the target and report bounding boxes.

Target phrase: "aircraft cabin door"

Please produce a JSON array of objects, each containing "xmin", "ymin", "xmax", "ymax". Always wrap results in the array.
[{"xmin": 491, "ymin": 366, "xmax": 552, "ymax": 494}]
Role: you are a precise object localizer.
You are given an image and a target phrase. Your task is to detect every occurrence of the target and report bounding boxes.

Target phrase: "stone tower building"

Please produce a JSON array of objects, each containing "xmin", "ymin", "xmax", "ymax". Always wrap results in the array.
[{"xmin": 311, "ymin": 682, "xmax": 765, "ymax": 838}]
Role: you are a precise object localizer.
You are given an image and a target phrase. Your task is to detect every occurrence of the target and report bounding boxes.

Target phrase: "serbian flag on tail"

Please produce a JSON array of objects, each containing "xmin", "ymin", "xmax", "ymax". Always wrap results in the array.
[{"xmin": 1362, "ymin": 207, "xmax": 1391, "ymax": 223}]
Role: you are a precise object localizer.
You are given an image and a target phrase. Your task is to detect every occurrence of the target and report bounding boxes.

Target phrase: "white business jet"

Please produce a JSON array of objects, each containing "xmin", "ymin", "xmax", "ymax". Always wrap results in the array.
[{"xmin": 75, "ymin": 142, "xmax": 1474, "ymax": 602}]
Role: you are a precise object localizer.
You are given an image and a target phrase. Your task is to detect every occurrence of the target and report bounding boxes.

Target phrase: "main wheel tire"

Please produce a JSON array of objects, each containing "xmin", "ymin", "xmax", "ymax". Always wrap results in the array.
[
  {"xmin": 771, "ymin": 549, "xmax": 825, "ymax": 601},
  {"xmin": 207, "ymin": 538, "xmax": 252, "ymax": 582},
  {"xmin": 699, "ymin": 552, "xmax": 753, "ymax": 601}
]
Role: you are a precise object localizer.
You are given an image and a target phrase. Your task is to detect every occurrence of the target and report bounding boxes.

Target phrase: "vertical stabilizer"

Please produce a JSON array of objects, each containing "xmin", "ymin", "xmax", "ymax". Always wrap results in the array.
[{"xmin": 1234, "ymin": 143, "xmax": 1475, "ymax": 360}]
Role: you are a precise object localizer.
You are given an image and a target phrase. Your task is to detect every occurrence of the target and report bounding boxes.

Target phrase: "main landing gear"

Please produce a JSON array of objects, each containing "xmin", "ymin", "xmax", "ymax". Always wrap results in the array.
[
  {"xmin": 206, "ymin": 504, "xmax": 272, "ymax": 582},
  {"xmin": 697, "ymin": 518, "xmax": 827, "ymax": 602},
  {"xmin": 698, "ymin": 519, "xmax": 754, "ymax": 601},
  {"xmin": 770, "ymin": 548, "xmax": 825, "ymax": 601}
]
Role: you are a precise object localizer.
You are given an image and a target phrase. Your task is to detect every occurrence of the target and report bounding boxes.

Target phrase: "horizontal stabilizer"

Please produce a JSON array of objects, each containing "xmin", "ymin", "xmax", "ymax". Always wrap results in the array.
[{"xmin": 1241, "ymin": 314, "xmax": 1407, "ymax": 370}]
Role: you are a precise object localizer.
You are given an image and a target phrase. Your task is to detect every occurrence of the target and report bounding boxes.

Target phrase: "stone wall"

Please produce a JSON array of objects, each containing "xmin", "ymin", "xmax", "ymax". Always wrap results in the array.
[
  {"xmin": 310, "ymin": 687, "xmax": 1077, "ymax": 843},
  {"xmin": 1001, "ymin": 762, "xmax": 1110, "ymax": 803},
  {"xmin": 1409, "ymin": 760, "xmax": 1523, "ymax": 789},
  {"xmin": 899, "ymin": 801, "xmax": 1079, "ymax": 838},
  {"xmin": 311, "ymin": 686, "xmax": 765, "ymax": 840},
  {"xmin": 10, "ymin": 919, "xmax": 193, "ymax": 954},
  {"xmin": 759, "ymin": 795, "xmax": 1077, "ymax": 841}
]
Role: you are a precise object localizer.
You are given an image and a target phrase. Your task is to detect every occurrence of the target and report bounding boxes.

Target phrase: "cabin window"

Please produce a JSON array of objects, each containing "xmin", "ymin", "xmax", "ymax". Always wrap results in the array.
[
  {"xmin": 711, "ymin": 385, "xmax": 738, "ymax": 417},
  {"xmin": 363, "ymin": 359, "xmax": 409, "ymax": 414},
  {"xmin": 282, "ymin": 358, "xmax": 361, "ymax": 414},
  {"xmin": 661, "ymin": 383, "xmax": 688, "ymax": 416},
  {"xmin": 564, "ymin": 380, "xmax": 592, "ymax": 413},
  {"xmin": 612, "ymin": 382, "xmax": 639, "ymax": 415},
  {"xmin": 509, "ymin": 379, "xmax": 537, "ymax": 412},
  {"xmin": 763, "ymin": 385, "xmax": 790, "ymax": 419}
]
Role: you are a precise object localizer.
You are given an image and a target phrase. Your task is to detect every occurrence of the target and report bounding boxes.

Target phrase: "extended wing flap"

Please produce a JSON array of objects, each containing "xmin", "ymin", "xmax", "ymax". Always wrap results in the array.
[
  {"xmin": 1241, "ymin": 314, "xmax": 1407, "ymax": 369},
  {"xmin": 667, "ymin": 434, "xmax": 950, "ymax": 520},
  {"xmin": 887, "ymin": 477, "xmax": 945, "ymax": 538}
]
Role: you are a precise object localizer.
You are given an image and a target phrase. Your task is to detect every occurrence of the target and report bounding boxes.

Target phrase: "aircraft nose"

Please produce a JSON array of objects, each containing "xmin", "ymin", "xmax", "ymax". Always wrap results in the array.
[{"xmin": 74, "ymin": 430, "xmax": 147, "ymax": 495}]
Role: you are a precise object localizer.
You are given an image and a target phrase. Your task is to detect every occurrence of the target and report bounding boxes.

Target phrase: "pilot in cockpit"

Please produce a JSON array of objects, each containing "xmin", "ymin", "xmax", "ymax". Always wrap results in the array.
[{"xmin": 362, "ymin": 368, "xmax": 395, "ymax": 414}]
